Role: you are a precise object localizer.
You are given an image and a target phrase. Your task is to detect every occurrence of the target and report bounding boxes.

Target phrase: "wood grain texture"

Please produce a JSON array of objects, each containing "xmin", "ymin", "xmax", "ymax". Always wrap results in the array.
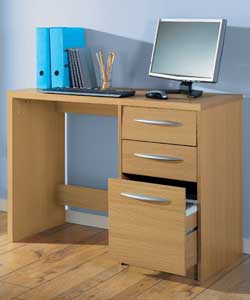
[
  {"xmin": 7, "ymin": 90, "xmax": 243, "ymax": 284},
  {"xmin": 57, "ymin": 184, "xmax": 108, "ymax": 211},
  {"xmin": 197, "ymin": 97, "xmax": 242, "ymax": 283},
  {"xmin": 194, "ymin": 258, "xmax": 250, "ymax": 300},
  {"xmin": 0, "ymin": 213, "xmax": 249, "ymax": 300},
  {"xmin": 0, "ymin": 282, "xmax": 29, "ymax": 300},
  {"xmin": 109, "ymin": 178, "xmax": 197, "ymax": 276},
  {"xmin": 134, "ymin": 275, "xmax": 205, "ymax": 300},
  {"xmin": 1, "ymin": 231, "xmax": 107, "ymax": 288},
  {"xmin": 122, "ymin": 106, "xmax": 197, "ymax": 146},
  {"xmin": 0, "ymin": 238, "xmax": 66, "ymax": 277},
  {"xmin": 0, "ymin": 223, "xmax": 102, "ymax": 277},
  {"xmin": 71, "ymin": 267, "xmax": 164, "ymax": 300},
  {"xmin": 0, "ymin": 239, "xmax": 26, "ymax": 255},
  {"xmin": 186, "ymin": 231, "xmax": 198, "ymax": 276},
  {"xmin": 56, "ymin": 102, "xmax": 117, "ymax": 116},
  {"xmin": 0, "ymin": 211, "xmax": 7, "ymax": 235},
  {"xmin": 8, "ymin": 98, "xmax": 65, "ymax": 242},
  {"xmin": 16, "ymin": 252, "xmax": 125, "ymax": 300},
  {"xmin": 200, "ymin": 254, "xmax": 249, "ymax": 288},
  {"xmin": 118, "ymin": 105, "xmax": 123, "ymax": 178},
  {"xmin": 122, "ymin": 140, "xmax": 197, "ymax": 182},
  {"xmin": 8, "ymin": 89, "xmax": 241, "ymax": 112},
  {"xmin": 186, "ymin": 212, "xmax": 198, "ymax": 233}
]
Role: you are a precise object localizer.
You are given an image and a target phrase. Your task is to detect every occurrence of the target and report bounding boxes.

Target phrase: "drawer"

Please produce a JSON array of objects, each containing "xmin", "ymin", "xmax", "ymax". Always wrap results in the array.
[
  {"xmin": 122, "ymin": 107, "xmax": 197, "ymax": 146},
  {"xmin": 122, "ymin": 140, "xmax": 197, "ymax": 182},
  {"xmin": 109, "ymin": 179, "xmax": 197, "ymax": 276}
]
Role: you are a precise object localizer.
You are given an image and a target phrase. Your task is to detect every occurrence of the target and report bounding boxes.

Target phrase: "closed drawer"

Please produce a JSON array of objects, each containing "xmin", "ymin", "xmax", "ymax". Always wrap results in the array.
[
  {"xmin": 109, "ymin": 179, "xmax": 197, "ymax": 276},
  {"xmin": 122, "ymin": 140, "xmax": 197, "ymax": 182},
  {"xmin": 122, "ymin": 107, "xmax": 197, "ymax": 146}
]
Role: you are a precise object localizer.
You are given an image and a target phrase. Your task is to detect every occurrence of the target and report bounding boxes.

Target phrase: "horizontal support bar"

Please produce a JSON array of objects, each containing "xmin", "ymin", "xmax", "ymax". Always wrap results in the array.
[
  {"xmin": 56, "ymin": 102, "xmax": 117, "ymax": 116},
  {"xmin": 57, "ymin": 184, "xmax": 108, "ymax": 212}
]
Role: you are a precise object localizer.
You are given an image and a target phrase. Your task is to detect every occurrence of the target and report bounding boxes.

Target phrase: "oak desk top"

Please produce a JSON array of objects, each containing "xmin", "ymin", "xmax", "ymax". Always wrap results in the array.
[{"xmin": 8, "ymin": 89, "xmax": 241, "ymax": 111}]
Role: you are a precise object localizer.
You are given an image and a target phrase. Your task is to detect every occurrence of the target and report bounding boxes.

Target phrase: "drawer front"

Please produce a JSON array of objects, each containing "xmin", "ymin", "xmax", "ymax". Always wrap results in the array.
[
  {"xmin": 122, "ymin": 107, "xmax": 197, "ymax": 146},
  {"xmin": 122, "ymin": 140, "xmax": 197, "ymax": 182},
  {"xmin": 109, "ymin": 178, "xmax": 197, "ymax": 276}
]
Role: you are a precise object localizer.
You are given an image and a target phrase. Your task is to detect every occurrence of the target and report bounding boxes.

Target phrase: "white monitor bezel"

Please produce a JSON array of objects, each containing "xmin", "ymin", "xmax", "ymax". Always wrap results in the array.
[{"xmin": 149, "ymin": 18, "xmax": 226, "ymax": 83}]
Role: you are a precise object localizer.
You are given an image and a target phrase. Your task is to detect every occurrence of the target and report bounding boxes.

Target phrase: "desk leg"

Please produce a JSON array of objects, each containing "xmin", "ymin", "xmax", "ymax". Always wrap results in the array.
[{"xmin": 8, "ymin": 98, "xmax": 65, "ymax": 241}]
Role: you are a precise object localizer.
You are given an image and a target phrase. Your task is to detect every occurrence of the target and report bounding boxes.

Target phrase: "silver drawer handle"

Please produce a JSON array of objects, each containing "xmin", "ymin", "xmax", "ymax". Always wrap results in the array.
[
  {"xmin": 134, "ymin": 153, "xmax": 183, "ymax": 161},
  {"xmin": 120, "ymin": 192, "xmax": 171, "ymax": 203},
  {"xmin": 134, "ymin": 119, "xmax": 182, "ymax": 127}
]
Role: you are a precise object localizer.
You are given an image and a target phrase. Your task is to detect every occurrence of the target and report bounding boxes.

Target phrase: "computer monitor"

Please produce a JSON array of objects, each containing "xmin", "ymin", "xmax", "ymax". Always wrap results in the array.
[{"xmin": 149, "ymin": 19, "xmax": 227, "ymax": 97}]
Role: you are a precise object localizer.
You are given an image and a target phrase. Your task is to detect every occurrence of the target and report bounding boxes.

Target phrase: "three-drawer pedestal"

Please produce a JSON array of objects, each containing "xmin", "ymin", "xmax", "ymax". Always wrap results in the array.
[{"xmin": 109, "ymin": 97, "xmax": 242, "ymax": 284}]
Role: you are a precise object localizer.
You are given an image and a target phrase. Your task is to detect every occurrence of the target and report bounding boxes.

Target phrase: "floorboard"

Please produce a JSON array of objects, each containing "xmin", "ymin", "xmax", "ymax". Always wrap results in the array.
[
  {"xmin": 0, "ymin": 281, "xmax": 29, "ymax": 300},
  {"xmin": 194, "ymin": 258, "xmax": 250, "ymax": 300},
  {"xmin": 0, "ymin": 212, "xmax": 249, "ymax": 300}
]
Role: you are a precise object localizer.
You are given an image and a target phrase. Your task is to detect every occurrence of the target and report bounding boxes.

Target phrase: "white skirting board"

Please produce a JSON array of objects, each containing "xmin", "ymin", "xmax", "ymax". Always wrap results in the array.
[
  {"xmin": 65, "ymin": 210, "xmax": 108, "ymax": 229},
  {"xmin": 0, "ymin": 199, "xmax": 8, "ymax": 212},
  {"xmin": 243, "ymin": 239, "xmax": 250, "ymax": 254}
]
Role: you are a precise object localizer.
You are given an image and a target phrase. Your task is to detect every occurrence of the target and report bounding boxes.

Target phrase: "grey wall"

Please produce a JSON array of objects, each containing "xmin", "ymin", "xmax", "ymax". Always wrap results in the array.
[{"xmin": 1, "ymin": 0, "xmax": 250, "ymax": 238}]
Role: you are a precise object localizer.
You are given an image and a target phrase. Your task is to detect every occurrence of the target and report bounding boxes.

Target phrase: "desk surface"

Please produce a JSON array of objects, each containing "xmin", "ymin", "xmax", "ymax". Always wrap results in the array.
[{"xmin": 8, "ymin": 89, "xmax": 241, "ymax": 111}]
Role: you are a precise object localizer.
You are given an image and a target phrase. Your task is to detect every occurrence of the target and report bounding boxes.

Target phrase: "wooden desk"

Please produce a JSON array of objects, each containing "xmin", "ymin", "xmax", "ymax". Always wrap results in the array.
[{"xmin": 8, "ymin": 89, "xmax": 242, "ymax": 284}]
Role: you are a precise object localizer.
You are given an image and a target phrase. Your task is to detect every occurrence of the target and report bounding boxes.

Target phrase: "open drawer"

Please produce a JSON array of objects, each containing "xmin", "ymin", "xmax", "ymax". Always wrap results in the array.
[{"xmin": 109, "ymin": 178, "xmax": 197, "ymax": 276}]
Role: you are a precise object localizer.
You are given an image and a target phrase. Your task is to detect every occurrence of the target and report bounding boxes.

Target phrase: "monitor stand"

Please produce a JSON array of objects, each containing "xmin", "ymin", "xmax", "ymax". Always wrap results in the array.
[{"xmin": 167, "ymin": 81, "xmax": 203, "ymax": 98}]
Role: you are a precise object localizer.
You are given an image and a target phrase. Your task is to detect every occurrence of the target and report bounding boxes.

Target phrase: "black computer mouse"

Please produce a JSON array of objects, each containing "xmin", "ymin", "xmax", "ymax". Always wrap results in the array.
[{"xmin": 145, "ymin": 90, "xmax": 168, "ymax": 99}]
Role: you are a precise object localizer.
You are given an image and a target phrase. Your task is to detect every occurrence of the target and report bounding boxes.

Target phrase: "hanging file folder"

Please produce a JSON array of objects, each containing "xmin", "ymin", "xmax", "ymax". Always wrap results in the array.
[
  {"xmin": 50, "ymin": 27, "xmax": 86, "ymax": 88},
  {"xmin": 36, "ymin": 27, "xmax": 51, "ymax": 89}
]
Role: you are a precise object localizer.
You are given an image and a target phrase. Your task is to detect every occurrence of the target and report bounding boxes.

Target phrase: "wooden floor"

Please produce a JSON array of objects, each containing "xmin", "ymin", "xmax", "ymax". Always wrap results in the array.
[{"xmin": 0, "ymin": 211, "xmax": 250, "ymax": 300}]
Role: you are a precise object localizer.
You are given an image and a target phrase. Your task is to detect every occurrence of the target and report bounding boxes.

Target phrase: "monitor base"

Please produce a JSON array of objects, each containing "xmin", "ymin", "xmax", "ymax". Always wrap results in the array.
[{"xmin": 167, "ymin": 81, "xmax": 203, "ymax": 98}]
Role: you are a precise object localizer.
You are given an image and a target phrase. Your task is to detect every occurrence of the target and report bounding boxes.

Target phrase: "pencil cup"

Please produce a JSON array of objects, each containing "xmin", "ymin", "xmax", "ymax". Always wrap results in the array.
[
  {"xmin": 101, "ymin": 77, "xmax": 112, "ymax": 90},
  {"xmin": 96, "ymin": 51, "xmax": 116, "ymax": 90}
]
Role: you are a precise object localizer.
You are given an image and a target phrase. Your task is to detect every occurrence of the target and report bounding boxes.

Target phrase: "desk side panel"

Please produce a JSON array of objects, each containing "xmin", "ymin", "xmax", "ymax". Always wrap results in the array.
[
  {"xmin": 198, "ymin": 97, "xmax": 242, "ymax": 282},
  {"xmin": 8, "ymin": 98, "xmax": 65, "ymax": 241}
]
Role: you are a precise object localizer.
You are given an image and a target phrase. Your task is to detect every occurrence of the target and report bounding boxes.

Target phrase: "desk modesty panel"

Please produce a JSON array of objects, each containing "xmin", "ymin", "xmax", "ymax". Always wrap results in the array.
[{"xmin": 8, "ymin": 89, "xmax": 242, "ymax": 285}]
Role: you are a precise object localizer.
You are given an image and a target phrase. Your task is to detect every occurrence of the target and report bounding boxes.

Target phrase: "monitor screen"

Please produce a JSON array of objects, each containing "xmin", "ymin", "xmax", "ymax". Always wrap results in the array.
[{"xmin": 150, "ymin": 19, "xmax": 226, "ymax": 82}]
